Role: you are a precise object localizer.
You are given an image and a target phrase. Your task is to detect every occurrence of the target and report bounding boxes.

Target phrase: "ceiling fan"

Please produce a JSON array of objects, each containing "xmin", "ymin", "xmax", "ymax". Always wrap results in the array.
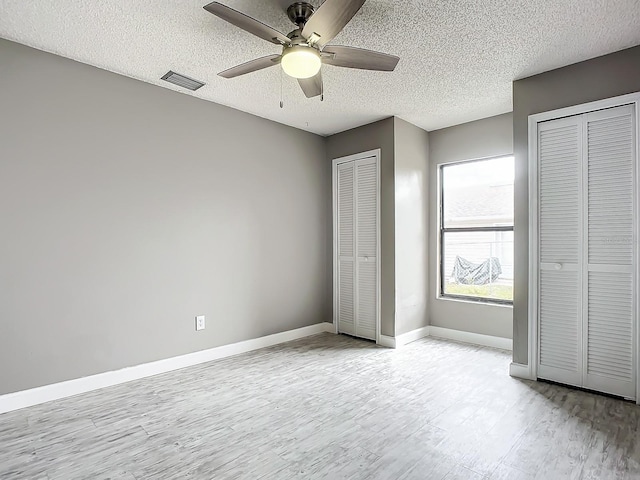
[{"xmin": 203, "ymin": 0, "xmax": 400, "ymax": 99}]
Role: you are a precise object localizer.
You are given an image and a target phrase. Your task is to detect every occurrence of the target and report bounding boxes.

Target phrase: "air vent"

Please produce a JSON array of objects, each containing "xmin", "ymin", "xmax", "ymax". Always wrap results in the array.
[{"xmin": 161, "ymin": 71, "xmax": 205, "ymax": 91}]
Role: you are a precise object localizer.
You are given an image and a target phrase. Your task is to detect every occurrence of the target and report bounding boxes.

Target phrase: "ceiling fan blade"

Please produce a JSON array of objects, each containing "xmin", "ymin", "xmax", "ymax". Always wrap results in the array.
[
  {"xmin": 322, "ymin": 45, "xmax": 399, "ymax": 71},
  {"xmin": 204, "ymin": 2, "xmax": 290, "ymax": 45},
  {"xmin": 297, "ymin": 71, "xmax": 323, "ymax": 98},
  {"xmin": 218, "ymin": 54, "xmax": 281, "ymax": 79},
  {"xmin": 301, "ymin": 0, "xmax": 366, "ymax": 48}
]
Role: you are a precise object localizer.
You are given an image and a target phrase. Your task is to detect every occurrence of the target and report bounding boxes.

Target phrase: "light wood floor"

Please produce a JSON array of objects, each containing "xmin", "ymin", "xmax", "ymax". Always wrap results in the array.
[{"xmin": 1, "ymin": 333, "xmax": 639, "ymax": 479}]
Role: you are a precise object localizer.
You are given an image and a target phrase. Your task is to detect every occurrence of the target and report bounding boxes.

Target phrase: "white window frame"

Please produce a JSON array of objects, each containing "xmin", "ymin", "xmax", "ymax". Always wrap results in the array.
[{"xmin": 437, "ymin": 155, "xmax": 515, "ymax": 306}]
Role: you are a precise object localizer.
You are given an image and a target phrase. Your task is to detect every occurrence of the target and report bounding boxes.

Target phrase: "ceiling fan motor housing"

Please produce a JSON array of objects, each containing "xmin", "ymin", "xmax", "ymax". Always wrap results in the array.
[
  {"xmin": 286, "ymin": 29, "xmax": 310, "ymax": 46},
  {"xmin": 287, "ymin": 2, "xmax": 315, "ymax": 27}
]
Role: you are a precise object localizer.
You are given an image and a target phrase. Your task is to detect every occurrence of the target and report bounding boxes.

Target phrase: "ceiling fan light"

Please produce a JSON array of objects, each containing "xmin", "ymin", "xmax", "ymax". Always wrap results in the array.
[{"xmin": 281, "ymin": 46, "xmax": 321, "ymax": 79}]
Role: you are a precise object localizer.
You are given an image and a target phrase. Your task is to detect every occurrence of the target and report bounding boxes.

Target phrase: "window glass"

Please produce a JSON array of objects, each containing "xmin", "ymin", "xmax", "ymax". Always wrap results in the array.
[
  {"xmin": 442, "ymin": 230, "xmax": 514, "ymax": 301},
  {"xmin": 443, "ymin": 156, "xmax": 514, "ymax": 228}
]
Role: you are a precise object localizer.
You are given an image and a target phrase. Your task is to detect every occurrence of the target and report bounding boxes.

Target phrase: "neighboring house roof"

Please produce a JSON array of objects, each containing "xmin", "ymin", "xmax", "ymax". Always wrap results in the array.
[{"xmin": 445, "ymin": 183, "xmax": 514, "ymax": 225}]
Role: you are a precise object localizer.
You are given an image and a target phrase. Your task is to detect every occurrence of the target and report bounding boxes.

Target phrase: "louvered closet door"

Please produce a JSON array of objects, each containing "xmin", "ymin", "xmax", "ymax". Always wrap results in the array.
[
  {"xmin": 337, "ymin": 162, "xmax": 356, "ymax": 336},
  {"xmin": 336, "ymin": 155, "xmax": 378, "ymax": 341},
  {"xmin": 537, "ymin": 116, "xmax": 583, "ymax": 387},
  {"xmin": 584, "ymin": 105, "xmax": 636, "ymax": 398},
  {"xmin": 354, "ymin": 157, "xmax": 377, "ymax": 340}
]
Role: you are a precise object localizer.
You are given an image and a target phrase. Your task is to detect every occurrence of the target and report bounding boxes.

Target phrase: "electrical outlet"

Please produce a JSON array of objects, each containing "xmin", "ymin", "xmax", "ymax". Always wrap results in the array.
[{"xmin": 195, "ymin": 315, "xmax": 205, "ymax": 331}]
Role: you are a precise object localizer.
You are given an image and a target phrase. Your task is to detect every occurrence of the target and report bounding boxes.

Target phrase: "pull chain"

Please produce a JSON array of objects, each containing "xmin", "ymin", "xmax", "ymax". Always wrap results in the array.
[{"xmin": 279, "ymin": 67, "xmax": 284, "ymax": 108}]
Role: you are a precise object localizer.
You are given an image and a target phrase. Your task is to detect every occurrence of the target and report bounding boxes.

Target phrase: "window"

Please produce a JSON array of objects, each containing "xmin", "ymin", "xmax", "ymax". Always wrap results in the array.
[{"xmin": 439, "ymin": 156, "xmax": 514, "ymax": 304}]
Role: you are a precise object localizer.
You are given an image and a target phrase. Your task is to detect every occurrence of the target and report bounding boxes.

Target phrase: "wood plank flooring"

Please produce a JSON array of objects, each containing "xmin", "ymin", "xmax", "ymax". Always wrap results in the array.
[{"xmin": 1, "ymin": 333, "xmax": 639, "ymax": 479}]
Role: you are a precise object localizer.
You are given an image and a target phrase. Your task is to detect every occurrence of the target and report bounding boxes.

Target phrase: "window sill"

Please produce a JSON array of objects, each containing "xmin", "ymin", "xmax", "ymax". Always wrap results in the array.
[{"xmin": 436, "ymin": 294, "xmax": 513, "ymax": 308}]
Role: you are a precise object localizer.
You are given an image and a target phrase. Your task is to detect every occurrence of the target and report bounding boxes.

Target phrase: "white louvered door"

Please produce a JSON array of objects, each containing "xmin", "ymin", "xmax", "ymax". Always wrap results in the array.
[
  {"xmin": 355, "ymin": 158, "xmax": 377, "ymax": 340},
  {"xmin": 337, "ymin": 162, "xmax": 356, "ymax": 336},
  {"xmin": 335, "ymin": 154, "xmax": 378, "ymax": 341},
  {"xmin": 584, "ymin": 105, "xmax": 636, "ymax": 398},
  {"xmin": 536, "ymin": 104, "xmax": 637, "ymax": 399},
  {"xmin": 537, "ymin": 116, "xmax": 583, "ymax": 387}
]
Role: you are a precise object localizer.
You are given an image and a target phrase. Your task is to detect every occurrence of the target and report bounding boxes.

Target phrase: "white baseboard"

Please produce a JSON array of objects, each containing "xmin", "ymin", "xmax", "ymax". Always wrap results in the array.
[
  {"xmin": 321, "ymin": 322, "xmax": 336, "ymax": 333},
  {"xmin": 428, "ymin": 326, "xmax": 513, "ymax": 351},
  {"xmin": 509, "ymin": 362, "xmax": 534, "ymax": 380},
  {"xmin": 0, "ymin": 322, "xmax": 335, "ymax": 414},
  {"xmin": 378, "ymin": 335, "xmax": 396, "ymax": 348},
  {"xmin": 396, "ymin": 326, "xmax": 431, "ymax": 348},
  {"xmin": 378, "ymin": 325, "xmax": 511, "ymax": 352}
]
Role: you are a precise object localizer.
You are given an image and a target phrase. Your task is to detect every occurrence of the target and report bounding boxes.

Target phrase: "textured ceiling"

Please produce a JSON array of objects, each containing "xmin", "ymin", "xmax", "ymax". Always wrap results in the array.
[{"xmin": 1, "ymin": 0, "xmax": 639, "ymax": 135}]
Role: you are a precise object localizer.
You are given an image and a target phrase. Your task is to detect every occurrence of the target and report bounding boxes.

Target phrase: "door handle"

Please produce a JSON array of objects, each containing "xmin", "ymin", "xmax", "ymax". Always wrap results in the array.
[{"xmin": 554, "ymin": 263, "xmax": 562, "ymax": 270}]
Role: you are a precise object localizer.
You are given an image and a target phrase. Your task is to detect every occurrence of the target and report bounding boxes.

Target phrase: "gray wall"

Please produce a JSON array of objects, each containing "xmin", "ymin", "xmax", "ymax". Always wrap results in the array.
[
  {"xmin": 428, "ymin": 113, "xmax": 513, "ymax": 339},
  {"xmin": 512, "ymin": 46, "xmax": 640, "ymax": 364},
  {"xmin": 326, "ymin": 118, "xmax": 396, "ymax": 337},
  {"xmin": 0, "ymin": 39, "xmax": 329, "ymax": 394},
  {"xmin": 394, "ymin": 118, "xmax": 430, "ymax": 336}
]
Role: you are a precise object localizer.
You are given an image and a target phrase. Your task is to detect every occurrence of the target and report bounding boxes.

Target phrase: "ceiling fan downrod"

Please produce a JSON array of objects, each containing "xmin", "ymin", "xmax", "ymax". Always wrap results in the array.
[{"xmin": 286, "ymin": 2, "xmax": 315, "ymax": 27}]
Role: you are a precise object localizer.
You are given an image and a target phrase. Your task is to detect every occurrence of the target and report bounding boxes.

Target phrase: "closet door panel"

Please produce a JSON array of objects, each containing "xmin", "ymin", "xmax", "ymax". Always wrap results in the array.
[
  {"xmin": 586, "ymin": 271, "xmax": 634, "ymax": 397},
  {"xmin": 356, "ymin": 160, "xmax": 377, "ymax": 259},
  {"xmin": 338, "ymin": 261, "xmax": 355, "ymax": 336},
  {"xmin": 337, "ymin": 162, "xmax": 355, "ymax": 335},
  {"xmin": 355, "ymin": 158, "xmax": 377, "ymax": 340},
  {"xmin": 538, "ymin": 119, "xmax": 581, "ymax": 264},
  {"xmin": 586, "ymin": 106, "xmax": 635, "ymax": 265},
  {"xmin": 537, "ymin": 117, "xmax": 582, "ymax": 386},
  {"xmin": 539, "ymin": 269, "xmax": 581, "ymax": 386},
  {"xmin": 356, "ymin": 260, "xmax": 376, "ymax": 340},
  {"xmin": 584, "ymin": 105, "xmax": 636, "ymax": 398}
]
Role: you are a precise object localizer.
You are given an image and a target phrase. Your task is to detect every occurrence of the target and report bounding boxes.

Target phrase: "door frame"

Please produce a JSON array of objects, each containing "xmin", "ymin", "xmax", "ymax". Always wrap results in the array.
[
  {"xmin": 332, "ymin": 149, "xmax": 381, "ymax": 345},
  {"xmin": 527, "ymin": 92, "xmax": 640, "ymax": 403}
]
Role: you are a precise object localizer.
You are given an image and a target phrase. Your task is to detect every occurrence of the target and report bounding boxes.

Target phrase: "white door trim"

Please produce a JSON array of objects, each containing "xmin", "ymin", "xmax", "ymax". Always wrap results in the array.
[
  {"xmin": 332, "ymin": 149, "xmax": 381, "ymax": 345},
  {"xmin": 527, "ymin": 92, "xmax": 640, "ymax": 403},
  {"xmin": 636, "ymin": 99, "xmax": 640, "ymax": 405}
]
